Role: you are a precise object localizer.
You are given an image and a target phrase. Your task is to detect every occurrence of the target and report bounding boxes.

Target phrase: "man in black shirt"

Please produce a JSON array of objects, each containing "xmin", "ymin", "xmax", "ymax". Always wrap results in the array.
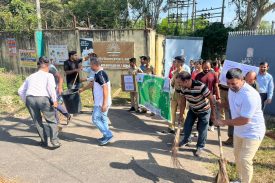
[{"xmin": 64, "ymin": 51, "xmax": 83, "ymax": 89}]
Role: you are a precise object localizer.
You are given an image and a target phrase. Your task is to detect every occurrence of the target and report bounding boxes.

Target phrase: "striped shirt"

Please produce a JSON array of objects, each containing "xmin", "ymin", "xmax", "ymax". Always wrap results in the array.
[{"xmin": 177, "ymin": 80, "xmax": 211, "ymax": 113}]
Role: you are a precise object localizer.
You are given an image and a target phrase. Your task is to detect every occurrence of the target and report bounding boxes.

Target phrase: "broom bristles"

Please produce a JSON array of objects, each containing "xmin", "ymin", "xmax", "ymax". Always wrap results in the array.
[
  {"xmin": 171, "ymin": 127, "xmax": 183, "ymax": 168},
  {"xmin": 215, "ymin": 158, "xmax": 230, "ymax": 183}
]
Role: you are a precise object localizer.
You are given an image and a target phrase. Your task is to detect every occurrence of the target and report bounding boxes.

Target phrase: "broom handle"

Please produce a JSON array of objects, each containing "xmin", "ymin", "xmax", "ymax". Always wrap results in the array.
[
  {"xmin": 217, "ymin": 126, "xmax": 224, "ymax": 159},
  {"xmin": 215, "ymin": 97, "xmax": 224, "ymax": 159},
  {"xmin": 72, "ymin": 72, "xmax": 79, "ymax": 87}
]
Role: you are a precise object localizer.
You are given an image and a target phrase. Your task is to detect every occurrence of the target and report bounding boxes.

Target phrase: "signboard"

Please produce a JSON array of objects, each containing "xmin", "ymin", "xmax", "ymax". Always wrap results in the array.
[
  {"xmin": 48, "ymin": 45, "xmax": 68, "ymax": 65},
  {"xmin": 137, "ymin": 74, "xmax": 171, "ymax": 121},
  {"xmin": 6, "ymin": 38, "xmax": 17, "ymax": 56},
  {"xmin": 80, "ymin": 38, "xmax": 93, "ymax": 57},
  {"xmin": 164, "ymin": 37, "xmax": 203, "ymax": 77},
  {"xmin": 93, "ymin": 42, "xmax": 134, "ymax": 69},
  {"xmin": 220, "ymin": 60, "xmax": 259, "ymax": 86},
  {"xmin": 121, "ymin": 75, "xmax": 136, "ymax": 92},
  {"xmin": 19, "ymin": 49, "xmax": 37, "ymax": 68}
]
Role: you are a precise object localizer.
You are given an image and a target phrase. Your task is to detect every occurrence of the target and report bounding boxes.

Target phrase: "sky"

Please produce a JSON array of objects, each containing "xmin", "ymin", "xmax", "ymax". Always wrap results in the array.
[{"xmin": 161, "ymin": 0, "xmax": 275, "ymax": 27}]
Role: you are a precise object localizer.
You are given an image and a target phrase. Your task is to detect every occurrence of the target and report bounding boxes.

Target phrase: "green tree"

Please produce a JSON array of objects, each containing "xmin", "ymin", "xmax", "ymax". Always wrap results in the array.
[
  {"xmin": 193, "ymin": 22, "xmax": 233, "ymax": 60},
  {"xmin": 230, "ymin": 0, "xmax": 275, "ymax": 30},
  {"xmin": 0, "ymin": 0, "xmax": 37, "ymax": 32}
]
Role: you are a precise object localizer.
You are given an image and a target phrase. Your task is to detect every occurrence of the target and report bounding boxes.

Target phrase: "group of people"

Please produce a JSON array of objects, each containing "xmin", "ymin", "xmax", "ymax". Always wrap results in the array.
[
  {"xmin": 17, "ymin": 49, "xmax": 274, "ymax": 183},
  {"xmin": 18, "ymin": 50, "xmax": 113, "ymax": 147},
  {"xmin": 169, "ymin": 58, "xmax": 273, "ymax": 183}
]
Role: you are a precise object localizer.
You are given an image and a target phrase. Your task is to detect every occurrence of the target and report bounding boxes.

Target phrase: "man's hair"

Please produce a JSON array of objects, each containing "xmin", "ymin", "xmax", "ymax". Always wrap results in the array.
[
  {"xmin": 245, "ymin": 71, "xmax": 257, "ymax": 77},
  {"xmin": 69, "ymin": 51, "xmax": 77, "ymax": 58},
  {"xmin": 196, "ymin": 60, "xmax": 202, "ymax": 65},
  {"xmin": 90, "ymin": 57, "xmax": 101, "ymax": 66},
  {"xmin": 202, "ymin": 60, "xmax": 211, "ymax": 66},
  {"xmin": 37, "ymin": 56, "xmax": 49, "ymax": 67},
  {"xmin": 174, "ymin": 56, "xmax": 185, "ymax": 63},
  {"xmin": 260, "ymin": 61, "xmax": 269, "ymax": 66},
  {"xmin": 226, "ymin": 68, "xmax": 243, "ymax": 80},
  {"xmin": 129, "ymin": 57, "xmax": 136, "ymax": 63},
  {"xmin": 176, "ymin": 71, "xmax": 191, "ymax": 81}
]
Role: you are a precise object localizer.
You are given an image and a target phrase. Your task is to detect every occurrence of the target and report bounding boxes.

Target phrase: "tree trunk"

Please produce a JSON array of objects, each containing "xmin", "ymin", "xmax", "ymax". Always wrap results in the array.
[{"xmin": 250, "ymin": 10, "xmax": 263, "ymax": 30}]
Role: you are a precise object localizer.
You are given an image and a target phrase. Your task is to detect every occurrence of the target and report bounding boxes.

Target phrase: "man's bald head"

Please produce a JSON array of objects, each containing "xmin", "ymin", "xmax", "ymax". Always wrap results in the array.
[{"xmin": 245, "ymin": 71, "xmax": 257, "ymax": 85}]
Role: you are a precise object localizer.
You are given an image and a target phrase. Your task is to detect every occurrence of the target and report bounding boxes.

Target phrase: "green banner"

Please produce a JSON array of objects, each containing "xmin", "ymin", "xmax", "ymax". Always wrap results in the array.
[{"xmin": 137, "ymin": 74, "xmax": 171, "ymax": 122}]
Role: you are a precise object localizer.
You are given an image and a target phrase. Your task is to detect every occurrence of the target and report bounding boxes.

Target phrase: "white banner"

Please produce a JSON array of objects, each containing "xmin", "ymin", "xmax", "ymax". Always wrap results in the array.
[{"xmin": 220, "ymin": 60, "xmax": 259, "ymax": 85}]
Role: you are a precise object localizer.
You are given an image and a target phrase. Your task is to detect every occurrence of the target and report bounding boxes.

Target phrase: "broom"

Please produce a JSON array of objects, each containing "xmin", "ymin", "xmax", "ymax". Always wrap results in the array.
[
  {"xmin": 215, "ymin": 126, "xmax": 230, "ymax": 183},
  {"xmin": 171, "ymin": 123, "xmax": 183, "ymax": 168}
]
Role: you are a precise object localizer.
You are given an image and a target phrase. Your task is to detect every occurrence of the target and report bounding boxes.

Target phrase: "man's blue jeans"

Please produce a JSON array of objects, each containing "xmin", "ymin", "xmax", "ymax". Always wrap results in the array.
[
  {"xmin": 181, "ymin": 109, "xmax": 211, "ymax": 149},
  {"xmin": 92, "ymin": 106, "xmax": 113, "ymax": 138}
]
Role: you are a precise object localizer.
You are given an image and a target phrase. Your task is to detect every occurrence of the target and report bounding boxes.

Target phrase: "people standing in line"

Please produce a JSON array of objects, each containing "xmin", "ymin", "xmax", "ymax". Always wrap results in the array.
[
  {"xmin": 257, "ymin": 62, "xmax": 274, "ymax": 109},
  {"xmin": 195, "ymin": 60, "xmax": 221, "ymax": 132},
  {"xmin": 176, "ymin": 71, "xmax": 216, "ymax": 157},
  {"xmin": 64, "ymin": 51, "xmax": 83, "ymax": 89},
  {"xmin": 245, "ymin": 71, "xmax": 259, "ymax": 91},
  {"xmin": 128, "ymin": 58, "xmax": 143, "ymax": 112},
  {"xmin": 168, "ymin": 56, "xmax": 186, "ymax": 134},
  {"xmin": 191, "ymin": 60, "xmax": 203, "ymax": 80},
  {"xmin": 215, "ymin": 68, "xmax": 265, "ymax": 183},
  {"xmin": 40, "ymin": 57, "xmax": 72, "ymax": 125},
  {"xmin": 18, "ymin": 58, "xmax": 61, "ymax": 148},
  {"xmin": 80, "ymin": 57, "xmax": 113, "ymax": 146},
  {"xmin": 183, "ymin": 59, "xmax": 191, "ymax": 74}
]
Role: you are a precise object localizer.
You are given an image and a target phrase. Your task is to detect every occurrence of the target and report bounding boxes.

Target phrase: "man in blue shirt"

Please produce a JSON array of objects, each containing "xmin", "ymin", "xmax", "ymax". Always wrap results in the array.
[{"xmin": 256, "ymin": 62, "xmax": 274, "ymax": 109}]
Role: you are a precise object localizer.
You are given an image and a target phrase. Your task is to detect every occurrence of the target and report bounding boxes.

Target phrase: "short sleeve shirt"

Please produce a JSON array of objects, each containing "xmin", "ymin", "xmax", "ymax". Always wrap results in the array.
[
  {"xmin": 93, "ymin": 70, "xmax": 112, "ymax": 107},
  {"xmin": 195, "ymin": 71, "xmax": 219, "ymax": 94},
  {"xmin": 228, "ymin": 83, "xmax": 266, "ymax": 140},
  {"xmin": 64, "ymin": 59, "xmax": 82, "ymax": 85},
  {"xmin": 177, "ymin": 80, "xmax": 211, "ymax": 113}
]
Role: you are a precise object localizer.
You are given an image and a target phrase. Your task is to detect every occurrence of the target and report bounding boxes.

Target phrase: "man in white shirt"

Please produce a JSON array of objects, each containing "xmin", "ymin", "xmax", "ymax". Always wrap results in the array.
[
  {"xmin": 18, "ymin": 58, "xmax": 61, "ymax": 148},
  {"xmin": 215, "ymin": 68, "xmax": 265, "ymax": 183},
  {"xmin": 80, "ymin": 57, "xmax": 113, "ymax": 146}
]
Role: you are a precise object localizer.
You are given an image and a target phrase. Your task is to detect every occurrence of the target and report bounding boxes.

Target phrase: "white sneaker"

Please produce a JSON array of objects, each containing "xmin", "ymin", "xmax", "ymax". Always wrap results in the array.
[{"xmin": 208, "ymin": 126, "xmax": 215, "ymax": 132}]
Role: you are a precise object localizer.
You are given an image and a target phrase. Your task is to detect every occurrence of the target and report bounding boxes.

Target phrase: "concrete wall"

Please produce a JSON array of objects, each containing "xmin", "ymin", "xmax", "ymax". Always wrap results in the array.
[
  {"xmin": 155, "ymin": 34, "xmax": 165, "ymax": 76},
  {"xmin": 0, "ymin": 29, "xmax": 160, "ymax": 88}
]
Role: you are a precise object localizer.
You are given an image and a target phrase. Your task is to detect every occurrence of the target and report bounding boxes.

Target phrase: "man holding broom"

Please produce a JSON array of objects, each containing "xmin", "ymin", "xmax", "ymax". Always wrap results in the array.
[
  {"xmin": 215, "ymin": 68, "xmax": 265, "ymax": 183},
  {"xmin": 175, "ymin": 71, "xmax": 216, "ymax": 157}
]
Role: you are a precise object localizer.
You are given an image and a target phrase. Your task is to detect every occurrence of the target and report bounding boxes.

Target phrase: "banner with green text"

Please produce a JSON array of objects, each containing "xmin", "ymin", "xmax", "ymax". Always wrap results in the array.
[{"xmin": 137, "ymin": 74, "xmax": 171, "ymax": 122}]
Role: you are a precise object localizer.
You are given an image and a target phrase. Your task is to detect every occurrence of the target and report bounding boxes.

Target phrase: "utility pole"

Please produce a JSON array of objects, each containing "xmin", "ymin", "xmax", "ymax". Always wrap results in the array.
[
  {"xmin": 221, "ymin": 0, "xmax": 225, "ymax": 24},
  {"xmin": 35, "ymin": 0, "xmax": 42, "ymax": 30},
  {"xmin": 191, "ymin": 0, "xmax": 196, "ymax": 31}
]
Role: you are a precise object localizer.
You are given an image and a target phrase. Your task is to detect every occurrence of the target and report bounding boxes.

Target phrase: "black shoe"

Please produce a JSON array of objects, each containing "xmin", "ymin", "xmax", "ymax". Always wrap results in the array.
[
  {"xmin": 39, "ymin": 141, "xmax": 48, "ymax": 147},
  {"xmin": 168, "ymin": 128, "xmax": 175, "ymax": 134},
  {"xmin": 66, "ymin": 114, "xmax": 71, "ymax": 125},
  {"xmin": 179, "ymin": 140, "xmax": 191, "ymax": 147},
  {"xmin": 128, "ymin": 107, "xmax": 135, "ymax": 112}
]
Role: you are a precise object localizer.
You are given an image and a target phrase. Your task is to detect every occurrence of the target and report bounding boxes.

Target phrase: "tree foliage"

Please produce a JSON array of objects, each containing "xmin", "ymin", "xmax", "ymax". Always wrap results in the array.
[
  {"xmin": 0, "ymin": 0, "xmax": 37, "ymax": 32},
  {"xmin": 230, "ymin": 0, "xmax": 275, "ymax": 30},
  {"xmin": 193, "ymin": 22, "xmax": 233, "ymax": 60}
]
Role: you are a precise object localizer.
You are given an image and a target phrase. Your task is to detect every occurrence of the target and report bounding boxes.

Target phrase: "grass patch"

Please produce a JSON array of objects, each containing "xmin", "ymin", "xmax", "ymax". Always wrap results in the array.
[
  {"xmin": 0, "ymin": 68, "xmax": 28, "ymax": 117},
  {"xmin": 210, "ymin": 136, "xmax": 275, "ymax": 183}
]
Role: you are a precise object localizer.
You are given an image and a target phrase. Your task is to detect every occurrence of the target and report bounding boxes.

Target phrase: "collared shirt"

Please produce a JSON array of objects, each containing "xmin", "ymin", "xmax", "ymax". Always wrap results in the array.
[
  {"xmin": 18, "ymin": 70, "xmax": 57, "ymax": 103},
  {"xmin": 183, "ymin": 64, "xmax": 191, "ymax": 74},
  {"xmin": 257, "ymin": 72, "xmax": 274, "ymax": 99},
  {"xmin": 195, "ymin": 70, "xmax": 219, "ymax": 95},
  {"xmin": 93, "ymin": 69, "xmax": 112, "ymax": 107},
  {"xmin": 228, "ymin": 83, "xmax": 265, "ymax": 140},
  {"xmin": 177, "ymin": 80, "xmax": 211, "ymax": 113},
  {"xmin": 83, "ymin": 67, "xmax": 96, "ymax": 82}
]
